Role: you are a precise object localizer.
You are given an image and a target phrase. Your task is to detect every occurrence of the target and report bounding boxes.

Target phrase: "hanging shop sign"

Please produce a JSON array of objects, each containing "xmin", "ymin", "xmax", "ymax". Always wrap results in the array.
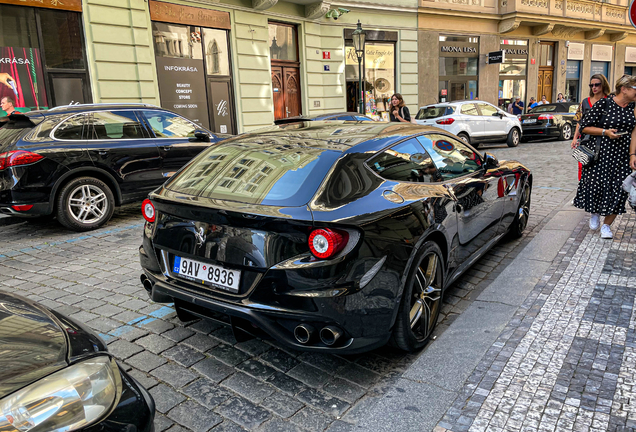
[
  {"xmin": 487, "ymin": 50, "xmax": 505, "ymax": 64},
  {"xmin": 0, "ymin": 47, "xmax": 48, "ymax": 111},
  {"xmin": 0, "ymin": 0, "xmax": 81, "ymax": 11},
  {"xmin": 149, "ymin": 0, "xmax": 230, "ymax": 30},
  {"xmin": 155, "ymin": 56, "xmax": 210, "ymax": 129}
]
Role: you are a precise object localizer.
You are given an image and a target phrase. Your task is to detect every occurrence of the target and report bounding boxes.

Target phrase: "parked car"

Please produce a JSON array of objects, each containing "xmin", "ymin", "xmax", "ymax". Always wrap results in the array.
[
  {"xmin": 0, "ymin": 104, "xmax": 230, "ymax": 231},
  {"xmin": 414, "ymin": 100, "xmax": 522, "ymax": 148},
  {"xmin": 274, "ymin": 112, "xmax": 374, "ymax": 125},
  {"xmin": 139, "ymin": 121, "xmax": 532, "ymax": 354},
  {"xmin": 0, "ymin": 291, "xmax": 155, "ymax": 432},
  {"xmin": 518, "ymin": 102, "xmax": 578, "ymax": 142}
]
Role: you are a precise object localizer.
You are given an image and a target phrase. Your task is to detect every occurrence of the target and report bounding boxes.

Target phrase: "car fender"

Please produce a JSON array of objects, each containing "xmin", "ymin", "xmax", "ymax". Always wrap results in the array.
[{"xmin": 49, "ymin": 166, "xmax": 123, "ymax": 211}]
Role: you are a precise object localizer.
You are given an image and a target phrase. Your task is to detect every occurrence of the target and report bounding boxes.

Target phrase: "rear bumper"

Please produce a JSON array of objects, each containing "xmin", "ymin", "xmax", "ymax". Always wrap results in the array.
[
  {"xmin": 521, "ymin": 125, "xmax": 560, "ymax": 138},
  {"xmin": 0, "ymin": 202, "xmax": 52, "ymax": 217}
]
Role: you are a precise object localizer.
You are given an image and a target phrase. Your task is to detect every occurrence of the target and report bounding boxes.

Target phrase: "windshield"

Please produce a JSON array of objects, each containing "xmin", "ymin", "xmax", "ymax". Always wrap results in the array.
[
  {"xmin": 165, "ymin": 140, "xmax": 342, "ymax": 206},
  {"xmin": 416, "ymin": 106, "xmax": 454, "ymax": 120}
]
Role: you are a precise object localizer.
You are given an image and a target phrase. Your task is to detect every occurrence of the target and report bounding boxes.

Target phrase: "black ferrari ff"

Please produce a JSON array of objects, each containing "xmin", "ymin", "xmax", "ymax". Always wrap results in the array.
[
  {"xmin": 139, "ymin": 122, "xmax": 532, "ymax": 354},
  {"xmin": 0, "ymin": 291, "xmax": 155, "ymax": 432}
]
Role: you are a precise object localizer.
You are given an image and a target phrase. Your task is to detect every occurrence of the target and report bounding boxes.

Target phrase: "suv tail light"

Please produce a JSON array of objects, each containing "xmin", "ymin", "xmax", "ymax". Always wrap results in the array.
[
  {"xmin": 308, "ymin": 228, "xmax": 349, "ymax": 259},
  {"xmin": 436, "ymin": 118, "xmax": 455, "ymax": 125},
  {"xmin": 537, "ymin": 114, "xmax": 554, "ymax": 120},
  {"xmin": 0, "ymin": 150, "xmax": 44, "ymax": 170},
  {"xmin": 141, "ymin": 199, "xmax": 155, "ymax": 223}
]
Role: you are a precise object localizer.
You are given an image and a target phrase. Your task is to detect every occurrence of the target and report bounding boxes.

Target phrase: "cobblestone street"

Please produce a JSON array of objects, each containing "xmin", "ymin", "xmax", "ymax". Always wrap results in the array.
[{"xmin": 0, "ymin": 139, "xmax": 598, "ymax": 432}]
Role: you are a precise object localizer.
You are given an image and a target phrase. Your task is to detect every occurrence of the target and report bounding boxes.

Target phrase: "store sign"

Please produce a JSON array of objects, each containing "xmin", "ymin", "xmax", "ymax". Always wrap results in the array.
[
  {"xmin": 501, "ymin": 48, "xmax": 528, "ymax": 56},
  {"xmin": 149, "ymin": 0, "xmax": 230, "ymax": 30},
  {"xmin": 566, "ymin": 61, "xmax": 580, "ymax": 79},
  {"xmin": 568, "ymin": 43, "xmax": 585, "ymax": 60},
  {"xmin": 440, "ymin": 46, "xmax": 477, "ymax": 54},
  {"xmin": 155, "ymin": 56, "xmax": 210, "ymax": 129},
  {"xmin": 626, "ymin": 47, "xmax": 636, "ymax": 63},
  {"xmin": 0, "ymin": 47, "xmax": 48, "ymax": 112},
  {"xmin": 488, "ymin": 50, "xmax": 505, "ymax": 64},
  {"xmin": 0, "ymin": 0, "xmax": 81, "ymax": 12},
  {"xmin": 591, "ymin": 45, "xmax": 612, "ymax": 62},
  {"xmin": 345, "ymin": 45, "xmax": 395, "ymax": 69}
]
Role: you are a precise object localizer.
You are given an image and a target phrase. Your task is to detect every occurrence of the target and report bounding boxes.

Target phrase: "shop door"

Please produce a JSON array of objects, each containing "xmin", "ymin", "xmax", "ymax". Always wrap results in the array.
[
  {"xmin": 450, "ymin": 82, "xmax": 466, "ymax": 101},
  {"xmin": 271, "ymin": 66, "xmax": 301, "ymax": 120},
  {"xmin": 207, "ymin": 79, "xmax": 235, "ymax": 135},
  {"xmin": 538, "ymin": 70, "xmax": 553, "ymax": 101}
]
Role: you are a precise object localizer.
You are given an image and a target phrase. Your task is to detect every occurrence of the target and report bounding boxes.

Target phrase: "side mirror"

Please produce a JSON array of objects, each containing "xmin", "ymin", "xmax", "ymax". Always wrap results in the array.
[
  {"xmin": 492, "ymin": 112, "xmax": 500, "ymax": 117},
  {"xmin": 483, "ymin": 152, "xmax": 499, "ymax": 169},
  {"xmin": 193, "ymin": 130, "xmax": 211, "ymax": 143}
]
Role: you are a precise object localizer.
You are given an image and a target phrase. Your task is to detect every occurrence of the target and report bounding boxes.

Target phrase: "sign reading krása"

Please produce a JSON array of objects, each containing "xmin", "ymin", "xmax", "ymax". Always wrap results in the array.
[{"xmin": 155, "ymin": 56, "xmax": 210, "ymax": 129}]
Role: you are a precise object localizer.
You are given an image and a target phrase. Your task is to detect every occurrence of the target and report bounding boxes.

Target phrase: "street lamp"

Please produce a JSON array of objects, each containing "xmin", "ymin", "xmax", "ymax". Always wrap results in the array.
[{"xmin": 352, "ymin": 20, "xmax": 366, "ymax": 114}]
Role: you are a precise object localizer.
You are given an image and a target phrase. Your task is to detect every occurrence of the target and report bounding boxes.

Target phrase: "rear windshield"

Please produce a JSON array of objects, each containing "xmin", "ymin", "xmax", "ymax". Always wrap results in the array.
[
  {"xmin": 0, "ymin": 121, "xmax": 32, "ymax": 152},
  {"xmin": 529, "ymin": 105, "xmax": 557, "ymax": 113},
  {"xmin": 416, "ymin": 106, "xmax": 454, "ymax": 120},
  {"xmin": 165, "ymin": 141, "xmax": 342, "ymax": 206}
]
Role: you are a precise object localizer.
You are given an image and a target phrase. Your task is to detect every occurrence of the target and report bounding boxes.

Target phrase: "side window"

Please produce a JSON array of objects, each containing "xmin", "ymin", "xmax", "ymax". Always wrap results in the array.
[
  {"xmin": 417, "ymin": 134, "xmax": 482, "ymax": 180},
  {"xmin": 334, "ymin": 116, "xmax": 354, "ymax": 121},
  {"xmin": 460, "ymin": 104, "xmax": 479, "ymax": 116},
  {"xmin": 87, "ymin": 111, "xmax": 146, "ymax": 140},
  {"xmin": 54, "ymin": 114, "xmax": 87, "ymax": 140},
  {"xmin": 142, "ymin": 110, "xmax": 197, "ymax": 138},
  {"xmin": 355, "ymin": 116, "xmax": 373, "ymax": 121},
  {"xmin": 367, "ymin": 138, "xmax": 442, "ymax": 183},
  {"xmin": 478, "ymin": 103, "xmax": 498, "ymax": 117}
]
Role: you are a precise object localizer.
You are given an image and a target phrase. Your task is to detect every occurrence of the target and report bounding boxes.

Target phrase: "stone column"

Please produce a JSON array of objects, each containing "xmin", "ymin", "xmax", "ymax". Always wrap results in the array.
[
  {"xmin": 614, "ymin": 44, "xmax": 626, "ymax": 84},
  {"xmin": 418, "ymin": 30, "xmax": 439, "ymax": 107},
  {"xmin": 526, "ymin": 38, "xmax": 539, "ymax": 105},
  {"xmin": 478, "ymin": 34, "xmax": 499, "ymax": 105},
  {"xmin": 554, "ymin": 41, "xmax": 568, "ymax": 102}
]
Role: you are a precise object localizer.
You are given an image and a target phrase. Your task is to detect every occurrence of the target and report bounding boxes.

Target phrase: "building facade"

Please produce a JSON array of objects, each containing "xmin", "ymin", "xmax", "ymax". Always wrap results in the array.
[
  {"xmin": 0, "ymin": 0, "xmax": 419, "ymax": 133},
  {"xmin": 418, "ymin": 0, "xmax": 636, "ymax": 110}
]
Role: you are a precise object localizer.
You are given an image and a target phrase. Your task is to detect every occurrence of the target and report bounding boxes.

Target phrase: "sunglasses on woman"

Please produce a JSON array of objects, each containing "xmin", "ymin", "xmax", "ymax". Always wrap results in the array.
[{"xmin": 589, "ymin": 83, "xmax": 602, "ymax": 88}]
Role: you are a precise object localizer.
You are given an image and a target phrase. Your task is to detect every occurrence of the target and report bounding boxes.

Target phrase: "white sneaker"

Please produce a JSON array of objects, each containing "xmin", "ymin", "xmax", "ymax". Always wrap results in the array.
[
  {"xmin": 600, "ymin": 224, "xmax": 613, "ymax": 239},
  {"xmin": 589, "ymin": 213, "xmax": 600, "ymax": 230}
]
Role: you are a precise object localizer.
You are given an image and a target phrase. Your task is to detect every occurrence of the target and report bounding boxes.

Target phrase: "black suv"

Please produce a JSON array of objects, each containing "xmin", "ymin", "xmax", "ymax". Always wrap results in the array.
[{"xmin": 0, "ymin": 104, "xmax": 228, "ymax": 231}]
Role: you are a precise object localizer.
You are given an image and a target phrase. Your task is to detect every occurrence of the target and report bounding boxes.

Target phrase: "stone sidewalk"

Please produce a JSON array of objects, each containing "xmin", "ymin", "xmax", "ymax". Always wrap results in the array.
[{"xmin": 357, "ymin": 201, "xmax": 636, "ymax": 431}]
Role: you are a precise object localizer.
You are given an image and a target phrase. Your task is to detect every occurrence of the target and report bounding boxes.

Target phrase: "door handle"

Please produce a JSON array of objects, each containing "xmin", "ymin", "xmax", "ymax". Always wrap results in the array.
[
  {"xmin": 286, "ymin": 107, "xmax": 290, "ymax": 118},
  {"xmin": 161, "ymin": 146, "xmax": 171, "ymax": 151},
  {"xmin": 98, "ymin": 151, "xmax": 108, "ymax": 156}
]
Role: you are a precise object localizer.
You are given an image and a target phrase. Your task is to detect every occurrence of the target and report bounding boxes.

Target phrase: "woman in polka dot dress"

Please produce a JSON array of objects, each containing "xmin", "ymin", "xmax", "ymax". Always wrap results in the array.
[{"xmin": 573, "ymin": 75, "xmax": 636, "ymax": 239}]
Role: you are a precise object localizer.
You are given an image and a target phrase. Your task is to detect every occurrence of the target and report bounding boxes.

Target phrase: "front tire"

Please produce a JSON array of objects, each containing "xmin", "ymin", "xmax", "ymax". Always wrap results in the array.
[
  {"xmin": 507, "ymin": 180, "xmax": 531, "ymax": 239},
  {"xmin": 391, "ymin": 242, "xmax": 444, "ymax": 352},
  {"xmin": 559, "ymin": 123, "xmax": 572, "ymax": 141},
  {"xmin": 507, "ymin": 128, "xmax": 520, "ymax": 147},
  {"xmin": 56, "ymin": 177, "xmax": 115, "ymax": 231}
]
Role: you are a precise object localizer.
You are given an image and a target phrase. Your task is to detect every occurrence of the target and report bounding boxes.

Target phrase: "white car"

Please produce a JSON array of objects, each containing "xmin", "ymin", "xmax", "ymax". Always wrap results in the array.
[{"xmin": 414, "ymin": 100, "xmax": 522, "ymax": 148}]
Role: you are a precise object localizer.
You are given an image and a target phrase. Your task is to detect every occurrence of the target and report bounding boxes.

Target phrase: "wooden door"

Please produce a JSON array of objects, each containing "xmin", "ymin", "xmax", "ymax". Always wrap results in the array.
[
  {"xmin": 271, "ymin": 67, "xmax": 285, "ymax": 120},
  {"xmin": 538, "ymin": 69, "xmax": 553, "ymax": 101},
  {"xmin": 284, "ymin": 67, "xmax": 301, "ymax": 118}
]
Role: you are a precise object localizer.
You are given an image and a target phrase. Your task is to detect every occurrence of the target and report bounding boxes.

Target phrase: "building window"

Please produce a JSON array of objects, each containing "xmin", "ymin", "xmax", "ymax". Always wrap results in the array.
[
  {"xmin": 0, "ymin": 4, "xmax": 90, "ymax": 114},
  {"xmin": 498, "ymin": 39, "xmax": 528, "ymax": 110},
  {"xmin": 268, "ymin": 23, "xmax": 298, "ymax": 61},
  {"xmin": 591, "ymin": 61, "xmax": 609, "ymax": 78},
  {"xmin": 439, "ymin": 35, "xmax": 479, "ymax": 102}
]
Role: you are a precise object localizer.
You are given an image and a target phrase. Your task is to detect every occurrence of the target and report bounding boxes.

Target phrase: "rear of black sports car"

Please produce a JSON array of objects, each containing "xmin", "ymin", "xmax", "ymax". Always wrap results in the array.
[{"xmin": 139, "ymin": 136, "xmax": 413, "ymax": 354}]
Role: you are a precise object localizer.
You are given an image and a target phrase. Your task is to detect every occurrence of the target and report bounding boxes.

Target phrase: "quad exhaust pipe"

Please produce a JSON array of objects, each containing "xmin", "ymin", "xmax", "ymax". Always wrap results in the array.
[
  {"xmin": 294, "ymin": 324, "xmax": 315, "ymax": 344},
  {"xmin": 319, "ymin": 326, "xmax": 342, "ymax": 346}
]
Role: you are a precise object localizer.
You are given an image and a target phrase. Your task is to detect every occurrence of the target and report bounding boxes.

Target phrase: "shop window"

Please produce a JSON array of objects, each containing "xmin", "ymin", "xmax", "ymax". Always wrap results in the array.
[
  {"xmin": 440, "ymin": 58, "xmax": 478, "ymax": 76},
  {"xmin": 499, "ymin": 80, "xmax": 526, "ymax": 102},
  {"xmin": 439, "ymin": 36, "xmax": 479, "ymax": 43},
  {"xmin": 203, "ymin": 28, "xmax": 229, "ymax": 76},
  {"xmin": 268, "ymin": 23, "xmax": 297, "ymax": 61},
  {"xmin": 0, "ymin": 5, "xmax": 39, "ymax": 49},
  {"xmin": 499, "ymin": 58, "xmax": 526, "ymax": 76},
  {"xmin": 590, "ymin": 61, "xmax": 609, "ymax": 78},
  {"xmin": 566, "ymin": 60, "xmax": 581, "ymax": 102},
  {"xmin": 39, "ymin": 9, "xmax": 85, "ymax": 69},
  {"xmin": 626, "ymin": 67, "xmax": 633, "ymax": 76},
  {"xmin": 152, "ymin": 22, "xmax": 203, "ymax": 59}
]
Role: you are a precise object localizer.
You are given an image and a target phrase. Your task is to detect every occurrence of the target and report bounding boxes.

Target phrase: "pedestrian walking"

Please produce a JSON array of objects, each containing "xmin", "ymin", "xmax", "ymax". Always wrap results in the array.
[
  {"xmin": 573, "ymin": 74, "xmax": 636, "ymax": 239},
  {"xmin": 571, "ymin": 74, "xmax": 610, "ymax": 180},
  {"xmin": 556, "ymin": 93, "xmax": 566, "ymax": 102},
  {"xmin": 389, "ymin": 93, "xmax": 411, "ymax": 123}
]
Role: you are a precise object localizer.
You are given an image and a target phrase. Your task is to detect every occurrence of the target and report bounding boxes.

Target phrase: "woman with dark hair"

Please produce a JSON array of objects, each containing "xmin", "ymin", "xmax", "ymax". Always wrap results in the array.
[
  {"xmin": 571, "ymin": 74, "xmax": 611, "ymax": 180},
  {"xmin": 556, "ymin": 92, "xmax": 566, "ymax": 102},
  {"xmin": 573, "ymin": 74, "xmax": 636, "ymax": 239},
  {"xmin": 389, "ymin": 93, "xmax": 411, "ymax": 123}
]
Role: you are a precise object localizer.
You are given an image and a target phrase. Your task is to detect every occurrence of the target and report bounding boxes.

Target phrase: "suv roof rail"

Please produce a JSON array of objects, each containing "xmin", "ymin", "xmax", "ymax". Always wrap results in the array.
[{"xmin": 48, "ymin": 103, "xmax": 161, "ymax": 111}]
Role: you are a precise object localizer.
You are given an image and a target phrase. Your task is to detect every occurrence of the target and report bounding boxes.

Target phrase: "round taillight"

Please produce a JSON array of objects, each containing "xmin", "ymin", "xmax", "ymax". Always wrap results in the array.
[
  {"xmin": 308, "ymin": 228, "xmax": 348, "ymax": 259},
  {"xmin": 142, "ymin": 199, "xmax": 155, "ymax": 223}
]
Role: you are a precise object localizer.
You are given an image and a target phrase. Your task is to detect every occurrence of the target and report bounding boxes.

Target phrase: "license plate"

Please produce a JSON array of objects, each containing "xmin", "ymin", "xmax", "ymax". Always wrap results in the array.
[
  {"xmin": 173, "ymin": 256, "xmax": 240, "ymax": 293},
  {"xmin": 523, "ymin": 119, "xmax": 536, "ymax": 124}
]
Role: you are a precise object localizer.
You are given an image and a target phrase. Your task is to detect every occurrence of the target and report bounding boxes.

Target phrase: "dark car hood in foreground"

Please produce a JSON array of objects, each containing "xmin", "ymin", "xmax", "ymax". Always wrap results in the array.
[{"xmin": 0, "ymin": 292, "xmax": 106, "ymax": 398}]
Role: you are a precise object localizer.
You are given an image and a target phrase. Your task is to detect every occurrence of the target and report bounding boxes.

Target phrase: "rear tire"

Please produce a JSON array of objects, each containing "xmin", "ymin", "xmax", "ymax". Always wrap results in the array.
[
  {"xmin": 559, "ymin": 123, "xmax": 572, "ymax": 141},
  {"xmin": 458, "ymin": 132, "xmax": 476, "ymax": 147},
  {"xmin": 507, "ymin": 128, "xmax": 520, "ymax": 147},
  {"xmin": 390, "ymin": 242, "xmax": 444, "ymax": 352},
  {"xmin": 507, "ymin": 180, "xmax": 531, "ymax": 239},
  {"xmin": 56, "ymin": 177, "xmax": 115, "ymax": 232}
]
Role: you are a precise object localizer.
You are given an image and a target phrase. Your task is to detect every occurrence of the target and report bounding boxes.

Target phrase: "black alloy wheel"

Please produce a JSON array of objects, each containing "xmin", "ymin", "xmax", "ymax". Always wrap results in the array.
[
  {"xmin": 507, "ymin": 180, "xmax": 531, "ymax": 239},
  {"xmin": 507, "ymin": 128, "xmax": 520, "ymax": 147},
  {"xmin": 391, "ymin": 242, "xmax": 444, "ymax": 352},
  {"xmin": 559, "ymin": 123, "xmax": 572, "ymax": 141},
  {"xmin": 56, "ymin": 177, "xmax": 115, "ymax": 232}
]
